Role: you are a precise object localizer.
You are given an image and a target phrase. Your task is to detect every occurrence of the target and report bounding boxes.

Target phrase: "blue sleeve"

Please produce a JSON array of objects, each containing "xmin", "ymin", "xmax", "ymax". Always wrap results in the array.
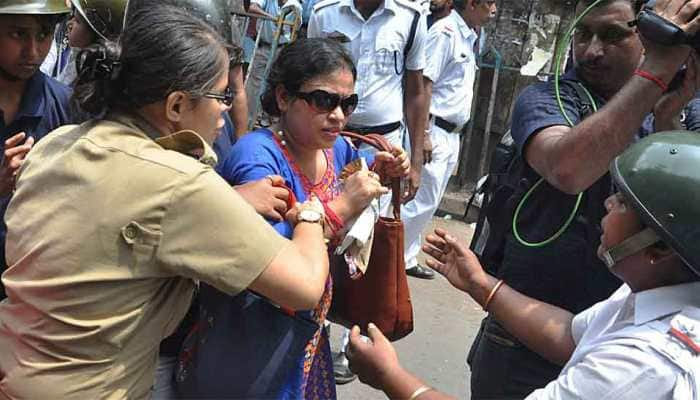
[
  {"xmin": 218, "ymin": 130, "xmax": 295, "ymax": 238},
  {"xmin": 510, "ymin": 81, "xmax": 583, "ymax": 156},
  {"xmin": 218, "ymin": 130, "xmax": 284, "ymax": 185}
]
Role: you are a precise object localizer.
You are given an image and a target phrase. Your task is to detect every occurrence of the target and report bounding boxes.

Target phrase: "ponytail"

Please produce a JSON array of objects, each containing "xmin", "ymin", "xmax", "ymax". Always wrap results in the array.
[
  {"xmin": 71, "ymin": 5, "xmax": 229, "ymax": 117},
  {"xmin": 73, "ymin": 41, "xmax": 124, "ymax": 115}
]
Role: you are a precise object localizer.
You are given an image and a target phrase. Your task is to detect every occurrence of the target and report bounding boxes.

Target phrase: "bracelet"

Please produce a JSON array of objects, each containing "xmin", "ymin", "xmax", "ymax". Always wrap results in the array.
[
  {"xmin": 408, "ymin": 385, "xmax": 433, "ymax": 400},
  {"xmin": 483, "ymin": 279, "xmax": 505, "ymax": 312},
  {"xmin": 634, "ymin": 69, "xmax": 668, "ymax": 92}
]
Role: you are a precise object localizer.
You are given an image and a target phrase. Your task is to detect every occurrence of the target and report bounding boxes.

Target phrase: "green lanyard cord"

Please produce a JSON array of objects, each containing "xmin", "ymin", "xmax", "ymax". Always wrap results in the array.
[{"xmin": 512, "ymin": 0, "xmax": 603, "ymax": 248}]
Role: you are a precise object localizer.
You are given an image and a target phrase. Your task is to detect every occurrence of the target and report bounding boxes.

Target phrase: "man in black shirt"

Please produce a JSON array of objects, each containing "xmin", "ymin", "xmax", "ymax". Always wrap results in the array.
[{"xmin": 467, "ymin": 0, "xmax": 700, "ymax": 398}]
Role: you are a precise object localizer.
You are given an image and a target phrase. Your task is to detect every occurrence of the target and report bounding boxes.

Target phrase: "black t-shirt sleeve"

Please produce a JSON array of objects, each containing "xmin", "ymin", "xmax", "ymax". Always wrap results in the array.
[{"xmin": 510, "ymin": 81, "xmax": 584, "ymax": 156}]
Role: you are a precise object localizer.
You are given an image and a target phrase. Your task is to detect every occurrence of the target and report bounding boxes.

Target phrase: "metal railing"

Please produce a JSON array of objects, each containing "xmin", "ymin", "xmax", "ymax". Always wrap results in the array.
[{"xmin": 231, "ymin": 7, "xmax": 301, "ymax": 129}]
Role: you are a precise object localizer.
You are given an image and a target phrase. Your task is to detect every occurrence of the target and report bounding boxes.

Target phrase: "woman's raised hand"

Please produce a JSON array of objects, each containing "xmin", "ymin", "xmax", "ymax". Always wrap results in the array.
[
  {"xmin": 338, "ymin": 169, "xmax": 389, "ymax": 215},
  {"xmin": 373, "ymin": 146, "xmax": 410, "ymax": 180}
]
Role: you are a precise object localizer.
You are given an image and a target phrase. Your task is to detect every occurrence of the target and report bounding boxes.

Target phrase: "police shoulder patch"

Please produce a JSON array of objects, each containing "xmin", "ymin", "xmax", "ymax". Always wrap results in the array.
[
  {"xmin": 441, "ymin": 25, "xmax": 454, "ymax": 36},
  {"xmin": 668, "ymin": 312, "xmax": 700, "ymax": 356}
]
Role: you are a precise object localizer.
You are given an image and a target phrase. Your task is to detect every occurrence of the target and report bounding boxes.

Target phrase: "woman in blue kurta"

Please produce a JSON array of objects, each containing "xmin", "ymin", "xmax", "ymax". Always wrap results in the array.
[{"xmin": 217, "ymin": 38, "xmax": 410, "ymax": 399}]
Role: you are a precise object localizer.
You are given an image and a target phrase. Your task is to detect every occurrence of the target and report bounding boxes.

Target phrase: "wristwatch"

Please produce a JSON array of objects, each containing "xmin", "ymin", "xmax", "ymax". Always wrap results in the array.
[
  {"xmin": 296, "ymin": 198, "xmax": 325, "ymax": 227},
  {"xmin": 298, "ymin": 208, "xmax": 323, "ymax": 225}
]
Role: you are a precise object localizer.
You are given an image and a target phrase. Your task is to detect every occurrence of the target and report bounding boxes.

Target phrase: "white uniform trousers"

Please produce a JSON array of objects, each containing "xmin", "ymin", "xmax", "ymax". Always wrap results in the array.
[
  {"xmin": 357, "ymin": 127, "xmax": 404, "ymax": 217},
  {"xmin": 245, "ymin": 43, "xmax": 272, "ymax": 123},
  {"xmin": 401, "ymin": 124, "xmax": 461, "ymax": 269}
]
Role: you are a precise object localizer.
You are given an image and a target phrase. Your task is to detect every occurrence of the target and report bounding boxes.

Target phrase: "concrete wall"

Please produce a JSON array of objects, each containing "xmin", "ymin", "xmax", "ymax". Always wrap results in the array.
[{"xmin": 455, "ymin": 0, "xmax": 578, "ymax": 189}]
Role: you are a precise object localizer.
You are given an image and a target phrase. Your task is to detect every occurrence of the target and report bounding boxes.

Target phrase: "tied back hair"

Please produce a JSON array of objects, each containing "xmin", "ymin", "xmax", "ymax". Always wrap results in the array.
[
  {"xmin": 73, "ymin": 5, "xmax": 229, "ymax": 116},
  {"xmin": 260, "ymin": 38, "xmax": 356, "ymax": 117}
]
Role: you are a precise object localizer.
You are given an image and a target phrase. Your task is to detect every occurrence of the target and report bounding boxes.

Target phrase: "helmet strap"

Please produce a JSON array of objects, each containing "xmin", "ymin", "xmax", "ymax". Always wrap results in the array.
[{"xmin": 601, "ymin": 227, "xmax": 660, "ymax": 269}]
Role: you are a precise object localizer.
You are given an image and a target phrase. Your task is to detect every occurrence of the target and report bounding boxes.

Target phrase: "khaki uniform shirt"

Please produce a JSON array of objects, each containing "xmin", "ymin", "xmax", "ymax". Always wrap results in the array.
[{"xmin": 0, "ymin": 113, "xmax": 289, "ymax": 399}]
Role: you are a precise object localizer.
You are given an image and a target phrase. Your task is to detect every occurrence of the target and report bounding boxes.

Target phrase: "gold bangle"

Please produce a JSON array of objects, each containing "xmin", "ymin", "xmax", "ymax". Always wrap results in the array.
[
  {"xmin": 408, "ymin": 385, "xmax": 433, "ymax": 400},
  {"xmin": 483, "ymin": 279, "xmax": 504, "ymax": 312}
]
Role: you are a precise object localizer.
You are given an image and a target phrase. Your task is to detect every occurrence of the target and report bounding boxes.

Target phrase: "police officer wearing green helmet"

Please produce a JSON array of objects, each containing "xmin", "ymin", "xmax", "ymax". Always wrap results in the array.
[
  {"xmin": 342, "ymin": 131, "xmax": 700, "ymax": 399},
  {"xmin": 0, "ymin": 0, "xmax": 73, "ymax": 299},
  {"xmin": 70, "ymin": 0, "xmax": 128, "ymax": 42},
  {"xmin": 49, "ymin": 0, "xmax": 128, "ymax": 85}
]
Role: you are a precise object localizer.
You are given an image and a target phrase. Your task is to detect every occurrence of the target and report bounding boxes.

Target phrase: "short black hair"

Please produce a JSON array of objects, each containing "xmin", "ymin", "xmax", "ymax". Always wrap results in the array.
[{"xmin": 261, "ymin": 38, "xmax": 357, "ymax": 117}]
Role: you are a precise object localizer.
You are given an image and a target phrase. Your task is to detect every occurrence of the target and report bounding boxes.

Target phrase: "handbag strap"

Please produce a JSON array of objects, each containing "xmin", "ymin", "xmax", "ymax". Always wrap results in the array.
[{"xmin": 340, "ymin": 131, "xmax": 401, "ymax": 220}]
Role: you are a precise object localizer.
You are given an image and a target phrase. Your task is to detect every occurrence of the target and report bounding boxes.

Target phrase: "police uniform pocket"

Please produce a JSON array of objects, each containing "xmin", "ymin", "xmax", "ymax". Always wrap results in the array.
[
  {"xmin": 374, "ymin": 39, "xmax": 403, "ymax": 75},
  {"xmin": 120, "ymin": 221, "xmax": 162, "ymax": 264},
  {"xmin": 453, "ymin": 48, "xmax": 472, "ymax": 73}
]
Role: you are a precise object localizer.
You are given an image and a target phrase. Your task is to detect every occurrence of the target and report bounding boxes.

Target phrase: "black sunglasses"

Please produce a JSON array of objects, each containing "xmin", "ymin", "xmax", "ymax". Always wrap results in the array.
[
  {"xmin": 295, "ymin": 90, "xmax": 358, "ymax": 116},
  {"xmin": 204, "ymin": 87, "xmax": 234, "ymax": 107}
]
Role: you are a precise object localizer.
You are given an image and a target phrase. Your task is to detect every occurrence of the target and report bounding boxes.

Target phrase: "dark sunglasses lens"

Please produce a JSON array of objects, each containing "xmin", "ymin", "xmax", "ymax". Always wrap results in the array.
[
  {"xmin": 341, "ymin": 94, "xmax": 358, "ymax": 115},
  {"xmin": 310, "ymin": 91, "xmax": 339, "ymax": 112}
]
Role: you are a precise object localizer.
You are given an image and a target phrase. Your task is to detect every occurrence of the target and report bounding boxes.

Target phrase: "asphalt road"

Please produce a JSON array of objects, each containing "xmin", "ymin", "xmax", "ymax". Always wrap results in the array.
[{"xmin": 330, "ymin": 216, "xmax": 482, "ymax": 399}]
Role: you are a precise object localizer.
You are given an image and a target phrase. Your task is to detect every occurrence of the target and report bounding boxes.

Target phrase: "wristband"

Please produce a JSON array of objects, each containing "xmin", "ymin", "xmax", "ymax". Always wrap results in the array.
[
  {"xmin": 634, "ymin": 69, "xmax": 668, "ymax": 92},
  {"xmin": 483, "ymin": 279, "xmax": 505, "ymax": 312}
]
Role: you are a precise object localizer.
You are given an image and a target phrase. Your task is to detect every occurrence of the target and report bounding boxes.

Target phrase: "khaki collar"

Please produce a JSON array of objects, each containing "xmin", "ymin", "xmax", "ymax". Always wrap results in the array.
[
  {"xmin": 107, "ymin": 111, "xmax": 219, "ymax": 167},
  {"xmin": 155, "ymin": 130, "xmax": 218, "ymax": 167}
]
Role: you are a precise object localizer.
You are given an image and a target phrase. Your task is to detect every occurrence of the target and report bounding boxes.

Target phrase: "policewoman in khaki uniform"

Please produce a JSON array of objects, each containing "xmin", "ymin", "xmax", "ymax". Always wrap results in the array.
[{"xmin": 0, "ymin": 5, "xmax": 328, "ymax": 399}]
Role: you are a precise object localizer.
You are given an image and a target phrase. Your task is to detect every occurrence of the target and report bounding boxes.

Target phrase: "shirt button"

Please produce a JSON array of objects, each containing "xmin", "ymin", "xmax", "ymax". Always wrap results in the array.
[{"xmin": 124, "ymin": 225, "xmax": 138, "ymax": 239}]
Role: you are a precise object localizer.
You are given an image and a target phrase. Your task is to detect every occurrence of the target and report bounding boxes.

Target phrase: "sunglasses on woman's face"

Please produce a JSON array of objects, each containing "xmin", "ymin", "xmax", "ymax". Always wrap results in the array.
[
  {"xmin": 294, "ymin": 90, "xmax": 359, "ymax": 116},
  {"xmin": 203, "ymin": 87, "xmax": 234, "ymax": 107}
]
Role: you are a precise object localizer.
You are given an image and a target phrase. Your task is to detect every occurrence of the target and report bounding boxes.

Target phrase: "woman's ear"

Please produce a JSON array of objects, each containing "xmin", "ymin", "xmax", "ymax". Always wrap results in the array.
[
  {"xmin": 164, "ymin": 91, "xmax": 189, "ymax": 124},
  {"xmin": 645, "ymin": 244, "xmax": 676, "ymax": 265},
  {"xmin": 275, "ymin": 85, "xmax": 291, "ymax": 114}
]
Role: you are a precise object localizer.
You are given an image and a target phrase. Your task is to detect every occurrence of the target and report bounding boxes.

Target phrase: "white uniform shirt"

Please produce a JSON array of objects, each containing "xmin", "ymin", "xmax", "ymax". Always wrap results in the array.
[
  {"xmin": 308, "ymin": 0, "xmax": 427, "ymax": 127},
  {"xmin": 424, "ymin": 10, "xmax": 477, "ymax": 128},
  {"xmin": 527, "ymin": 282, "xmax": 700, "ymax": 400}
]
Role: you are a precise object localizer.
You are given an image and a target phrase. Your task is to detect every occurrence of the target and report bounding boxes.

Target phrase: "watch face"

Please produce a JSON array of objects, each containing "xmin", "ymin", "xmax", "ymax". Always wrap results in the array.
[{"xmin": 299, "ymin": 209, "xmax": 322, "ymax": 223}]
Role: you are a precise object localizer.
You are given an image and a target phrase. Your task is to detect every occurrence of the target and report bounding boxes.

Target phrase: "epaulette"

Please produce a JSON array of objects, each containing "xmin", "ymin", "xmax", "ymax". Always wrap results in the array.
[
  {"xmin": 313, "ymin": 0, "xmax": 341, "ymax": 13},
  {"xmin": 394, "ymin": 0, "xmax": 422, "ymax": 13}
]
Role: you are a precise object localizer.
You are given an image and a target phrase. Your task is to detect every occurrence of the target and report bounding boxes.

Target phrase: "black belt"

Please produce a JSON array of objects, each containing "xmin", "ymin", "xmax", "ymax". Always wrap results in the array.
[
  {"xmin": 345, "ymin": 121, "xmax": 401, "ymax": 135},
  {"xmin": 433, "ymin": 115, "xmax": 461, "ymax": 133}
]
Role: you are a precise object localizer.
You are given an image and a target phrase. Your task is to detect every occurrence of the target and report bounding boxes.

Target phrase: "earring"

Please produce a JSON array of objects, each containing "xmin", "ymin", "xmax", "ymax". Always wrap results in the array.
[{"xmin": 650, "ymin": 257, "xmax": 656, "ymax": 265}]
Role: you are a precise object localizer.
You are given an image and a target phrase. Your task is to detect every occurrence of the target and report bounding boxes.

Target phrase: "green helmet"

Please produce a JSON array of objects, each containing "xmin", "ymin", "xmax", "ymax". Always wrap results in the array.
[
  {"xmin": 70, "ymin": 0, "xmax": 129, "ymax": 41},
  {"xmin": 610, "ymin": 131, "xmax": 700, "ymax": 276},
  {"xmin": 0, "ymin": 0, "xmax": 70, "ymax": 14},
  {"xmin": 162, "ymin": 0, "xmax": 233, "ymax": 43}
]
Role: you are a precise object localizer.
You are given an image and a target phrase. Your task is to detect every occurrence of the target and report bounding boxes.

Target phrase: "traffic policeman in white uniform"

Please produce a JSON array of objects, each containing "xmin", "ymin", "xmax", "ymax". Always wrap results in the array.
[
  {"xmin": 344, "ymin": 130, "xmax": 700, "ymax": 400},
  {"xmin": 402, "ymin": 0, "xmax": 496, "ymax": 280},
  {"xmin": 307, "ymin": 0, "xmax": 429, "ymax": 207}
]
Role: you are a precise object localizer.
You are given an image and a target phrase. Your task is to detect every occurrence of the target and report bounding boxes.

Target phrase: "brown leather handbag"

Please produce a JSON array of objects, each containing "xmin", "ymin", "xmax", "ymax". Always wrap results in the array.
[{"xmin": 329, "ymin": 131, "xmax": 414, "ymax": 341}]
